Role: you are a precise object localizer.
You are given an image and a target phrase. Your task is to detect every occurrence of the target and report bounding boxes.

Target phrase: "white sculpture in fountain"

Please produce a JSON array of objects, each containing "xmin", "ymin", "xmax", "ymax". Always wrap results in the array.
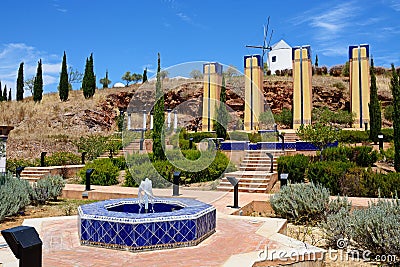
[{"xmin": 138, "ymin": 178, "xmax": 155, "ymax": 213}]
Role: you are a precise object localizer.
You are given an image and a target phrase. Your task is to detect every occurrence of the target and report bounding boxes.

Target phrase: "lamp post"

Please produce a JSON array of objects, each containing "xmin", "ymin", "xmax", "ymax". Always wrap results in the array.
[
  {"xmin": 173, "ymin": 110, "xmax": 178, "ymax": 131},
  {"xmin": 167, "ymin": 109, "xmax": 172, "ymax": 129},
  {"xmin": 378, "ymin": 134, "xmax": 384, "ymax": 150},
  {"xmin": 266, "ymin": 152, "xmax": 274, "ymax": 173},
  {"xmin": 226, "ymin": 177, "xmax": 239, "ymax": 208},
  {"xmin": 140, "ymin": 110, "xmax": 147, "ymax": 151},
  {"xmin": 127, "ymin": 112, "xmax": 132, "ymax": 131},
  {"xmin": 280, "ymin": 173, "xmax": 288, "ymax": 188}
]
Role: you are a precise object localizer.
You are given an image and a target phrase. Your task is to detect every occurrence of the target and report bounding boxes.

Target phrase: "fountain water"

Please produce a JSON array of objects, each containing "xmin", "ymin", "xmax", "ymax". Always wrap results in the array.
[{"xmin": 138, "ymin": 178, "xmax": 155, "ymax": 213}]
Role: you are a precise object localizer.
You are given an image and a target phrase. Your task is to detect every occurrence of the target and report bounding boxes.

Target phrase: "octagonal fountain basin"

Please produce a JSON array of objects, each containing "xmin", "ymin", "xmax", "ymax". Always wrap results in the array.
[{"xmin": 78, "ymin": 198, "xmax": 216, "ymax": 251}]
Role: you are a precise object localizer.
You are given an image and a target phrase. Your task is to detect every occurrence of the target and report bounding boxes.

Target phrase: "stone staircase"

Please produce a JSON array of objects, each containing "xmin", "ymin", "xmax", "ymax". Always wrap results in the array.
[
  {"xmin": 217, "ymin": 150, "xmax": 284, "ymax": 193},
  {"xmin": 280, "ymin": 131, "xmax": 298, "ymax": 143},
  {"xmin": 20, "ymin": 167, "xmax": 52, "ymax": 184}
]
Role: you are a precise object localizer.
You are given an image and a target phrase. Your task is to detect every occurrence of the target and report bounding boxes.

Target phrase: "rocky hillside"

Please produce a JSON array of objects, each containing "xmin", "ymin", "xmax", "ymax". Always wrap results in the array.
[{"xmin": 0, "ymin": 75, "xmax": 393, "ymax": 159}]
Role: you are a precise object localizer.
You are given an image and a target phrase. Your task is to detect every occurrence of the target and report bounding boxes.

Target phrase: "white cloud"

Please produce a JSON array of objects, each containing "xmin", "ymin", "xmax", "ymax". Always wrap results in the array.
[{"xmin": 0, "ymin": 43, "xmax": 61, "ymax": 96}]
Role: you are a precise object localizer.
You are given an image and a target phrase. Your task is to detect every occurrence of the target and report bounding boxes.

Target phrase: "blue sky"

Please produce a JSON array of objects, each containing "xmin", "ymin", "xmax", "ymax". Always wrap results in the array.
[{"xmin": 1, "ymin": 0, "xmax": 400, "ymax": 94}]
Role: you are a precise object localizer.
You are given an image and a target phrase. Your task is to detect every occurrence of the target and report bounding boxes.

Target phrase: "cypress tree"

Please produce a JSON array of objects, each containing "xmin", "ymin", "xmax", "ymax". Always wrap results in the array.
[
  {"xmin": 8, "ymin": 88, "xmax": 11, "ymax": 101},
  {"xmin": 143, "ymin": 68, "xmax": 148, "ymax": 83},
  {"xmin": 152, "ymin": 53, "xmax": 165, "ymax": 160},
  {"xmin": 369, "ymin": 58, "xmax": 381, "ymax": 144},
  {"xmin": 59, "ymin": 51, "xmax": 69, "ymax": 101},
  {"xmin": 3, "ymin": 85, "xmax": 7, "ymax": 101},
  {"xmin": 33, "ymin": 59, "xmax": 43, "ymax": 103},
  {"xmin": 391, "ymin": 64, "xmax": 400, "ymax": 171},
  {"xmin": 16, "ymin": 62, "xmax": 24, "ymax": 101},
  {"xmin": 214, "ymin": 76, "xmax": 229, "ymax": 139},
  {"xmin": 0, "ymin": 81, "xmax": 2, "ymax": 101},
  {"xmin": 315, "ymin": 54, "xmax": 319, "ymax": 67},
  {"xmin": 82, "ymin": 53, "xmax": 96, "ymax": 98}
]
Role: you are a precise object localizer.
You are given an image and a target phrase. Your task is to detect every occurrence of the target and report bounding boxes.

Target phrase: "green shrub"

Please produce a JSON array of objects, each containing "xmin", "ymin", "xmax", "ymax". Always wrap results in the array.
[
  {"xmin": 332, "ymin": 82, "xmax": 345, "ymax": 90},
  {"xmin": 381, "ymin": 143, "xmax": 394, "ymax": 164},
  {"xmin": 111, "ymin": 156, "xmax": 126, "ymax": 170},
  {"xmin": 277, "ymin": 155, "xmax": 309, "ymax": 183},
  {"xmin": 186, "ymin": 132, "xmax": 216, "ymax": 143},
  {"xmin": 322, "ymin": 208, "xmax": 351, "ymax": 248},
  {"xmin": 350, "ymin": 199, "xmax": 400, "ymax": 257},
  {"xmin": 338, "ymin": 130, "xmax": 369, "ymax": 143},
  {"xmin": 73, "ymin": 134, "xmax": 110, "ymax": 160},
  {"xmin": 307, "ymin": 161, "xmax": 355, "ymax": 195},
  {"xmin": 312, "ymin": 107, "xmax": 353, "ymax": 127},
  {"xmin": 0, "ymin": 173, "xmax": 33, "ymax": 221},
  {"xmin": 6, "ymin": 158, "xmax": 37, "ymax": 173},
  {"xmin": 321, "ymin": 145, "xmax": 352, "ymax": 162},
  {"xmin": 351, "ymin": 146, "xmax": 378, "ymax": 167},
  {"xmin": 339, "ymin": 167, "xmax": 369, "ymax": 197},
  {"xmin": 32, "ymin": 175, "xmax": 65, "ymax": 204},
  {"xmin": 125, "ymin": 161, "xmax": 172, "ymax": 188},
  {"xmin": 369, "ymin": 172, "xmax": 400, "ymax": 198},
  {"xmin": 79, "ymin": 158, "xmax": 119, "ymax": 186},
  {"xmin": 227, "ymin": 131, "xmax": 248, "ymax": 141},
  {"xmin": 45, "ymin": 152, "xmax": 81, "ymax": 166},
  {"xmin": 380, "ymin": 128, "xmax": 394, "ymax": 142},
  {"xmin": 270, "ymin": 183, "xmax": 351, "ymax": 225}
]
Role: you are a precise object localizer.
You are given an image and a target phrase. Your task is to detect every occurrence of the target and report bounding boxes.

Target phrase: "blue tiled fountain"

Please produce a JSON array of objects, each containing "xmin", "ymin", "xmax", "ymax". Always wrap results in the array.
[{"xmin": 78, "ymin": 179, "xmax": 216, "ymax": 251}]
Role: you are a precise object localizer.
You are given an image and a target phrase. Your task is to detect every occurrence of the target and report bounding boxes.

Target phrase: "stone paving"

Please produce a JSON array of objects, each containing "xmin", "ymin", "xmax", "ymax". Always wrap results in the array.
[{"xmin": 1, "ymin": 184, "xmax": 380, "ymax": 267}]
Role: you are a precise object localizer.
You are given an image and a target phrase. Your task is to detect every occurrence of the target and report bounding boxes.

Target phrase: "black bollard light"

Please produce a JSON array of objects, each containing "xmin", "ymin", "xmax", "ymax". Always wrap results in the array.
[
  {"xmin": 16, "ymin": 166, "xmax": 25, "ymax": 179},
  {"xmin": 266, "ymin": 153, "xmax": 274, "ymax": 173},
  {"xmin": 378, "ymin": 134, "xmax": 384, "ymax": 150},
  {"xmin": 226, "ymin": 177, "xmax": 239, "ymax": 208},
  {"xmin": 189, "ymin": 138, "xmax": 194, "ymax": 149},
  {"xmin": 139, "ymin": 138, "xmax": 144, "ymax": 151},
  {"xmin": 40, "ymin": 152, "xmax": 47, "ymax": 167},
  {"xmin": 280, "ymin": 173, "xmax": 288, "ymax": 188},
  {"xmin": 173, "ymin": 171, "xmax": 181, "ymax": 196},
  {"xmin": 278, "ymin": 134, "xmax": 285, "ymax": 151},
  {"xmin": 193, "ymin": 125, "xmax": 197, "ymax": 133},
  {"xmin": 1, "ymin": 226, "xmax": 42, "ymax": 267},
  {"xmin": 364, "ymin": 122, "xmax": 368, "ymax": 132},
  {"xmin": 85, "ymin": 168, "xmax": 95, "ymax": 191},
  {"xmin": 81, "ymin": 152, "xmax": 87, "ymax": 164}
]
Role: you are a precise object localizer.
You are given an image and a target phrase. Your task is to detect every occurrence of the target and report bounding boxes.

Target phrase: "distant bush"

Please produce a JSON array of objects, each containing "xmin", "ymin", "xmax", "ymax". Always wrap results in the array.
[
  {"xmin": 338, "ymin": 130, "xmax": 369, "ymax": 143},
  {"xmin": 332, "ymin": 82, "xmax": 345, "ymax": 90},
  {"xmin": 321, "ymin": 145, "xmax": 352, "ymax": 162},
  {"xmin": 274, "ymin": 108, "xmax": 293, "ymax": 128},
  {"xmin": 270, "ymin": 183, "xmax": 351, "ymax": 225},
  {"xmin": 307, "ymin": 161, "xmax": 355, "ymax": 195},
  {"xmin": 384, "ymin": 104, "xmax": 393, "ymax": 122},
  {"xmin": 79, "ymin": 158, "xmax": 119, "ymax": 186},
  {"xmin": 0, "ymin": 173, "xmax": 32, "ymax": 221},
  {"xmin": 6, "ymin": 158, "xmax": 37, "ymax": 174},
  {"xmin": 312, "ymin": 107, "xmax": 354, "ymax": 127},
  {"xmin": 73, "ymin": 135, "xmax": 110, "ymax": 160},
  {"xmin": 45, "ymin": 152, "xmax": 81, "ymax": 166},
  {"xmin": 186, "ymin": 132, "xmax": 216, "ymax": 143},
  {"xmin": 228, "ymin": 131, "xmax": 248, "ymax": 141},
  {"xmin": 32, "ymin": 175, "xmax": 65, "ymax": 204},
  {"xmin": 277, "ymin": 155, "xmax": 309, "ymax": 183}
]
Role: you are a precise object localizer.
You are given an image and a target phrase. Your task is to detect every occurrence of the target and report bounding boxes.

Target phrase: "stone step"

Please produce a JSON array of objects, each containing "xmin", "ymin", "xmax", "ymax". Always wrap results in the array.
[
  {"xmin": 216, "ymin": 186, "xmax": 267, "ymax": 193},
  {"xmin": 219, "ymin": 181, "xmax": 269, "ymax": 187},
  {"xmin": 220, "ymin": 176, "xmax": 270, "ymax": 183}
]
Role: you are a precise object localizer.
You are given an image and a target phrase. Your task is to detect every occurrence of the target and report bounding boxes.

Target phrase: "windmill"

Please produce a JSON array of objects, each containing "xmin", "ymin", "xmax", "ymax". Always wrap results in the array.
[{"xmin": 246, "ymin": 16, "xmax": 274, "ymax": 64}]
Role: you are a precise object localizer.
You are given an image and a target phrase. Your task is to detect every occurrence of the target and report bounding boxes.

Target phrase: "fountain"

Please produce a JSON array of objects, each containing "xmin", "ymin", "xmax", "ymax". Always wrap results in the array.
[{"xmin": 78, "ymin": 178, "xmax": 216, "ymax": 251}]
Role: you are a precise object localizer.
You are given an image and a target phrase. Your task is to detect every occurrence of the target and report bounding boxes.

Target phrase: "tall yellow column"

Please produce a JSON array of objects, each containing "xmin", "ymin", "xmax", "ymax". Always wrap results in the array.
[
  {"xmin": 202, "ymin": 62, "xmax": 222, "ymax": 132},
  {"xmin": 349, "ymin": 45, "xmax": 370, "ymax": 128},
  {"xmin": 244, "ymin": 55, "xmax": 264, "ymax": 131},
  {"xmin": 292, "ymin": 46, "xmax": 312, "ymax": 129}
]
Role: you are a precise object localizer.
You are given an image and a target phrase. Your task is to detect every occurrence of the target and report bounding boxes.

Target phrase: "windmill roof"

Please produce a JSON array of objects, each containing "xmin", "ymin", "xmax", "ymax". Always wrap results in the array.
[{"xmin": 271, "ymin": 40, "xmax": 291, "ymax": 50}]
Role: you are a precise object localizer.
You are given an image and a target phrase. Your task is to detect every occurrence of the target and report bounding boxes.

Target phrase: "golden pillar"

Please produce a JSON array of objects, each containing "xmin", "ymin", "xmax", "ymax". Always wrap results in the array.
[
  {"xmin": 349, "ymin": 45, "xmax": 370, "ymax": 128},
  {"xmin": 292, "ymin": 46, "xmax": 312, "ymax": 129},
  {"xmin": 202, "ymin": 62, "xmax": 222, "ymax": 132},
  {"xmin": 244, "ymin": 55, "xmax": 264, "ymax": 131}
]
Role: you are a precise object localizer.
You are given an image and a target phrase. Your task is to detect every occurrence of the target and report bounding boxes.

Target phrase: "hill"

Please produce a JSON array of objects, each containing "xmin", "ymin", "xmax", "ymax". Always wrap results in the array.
[{"xmin": 0, "ymin": 75, "xmax": 393, "ymax": 160}]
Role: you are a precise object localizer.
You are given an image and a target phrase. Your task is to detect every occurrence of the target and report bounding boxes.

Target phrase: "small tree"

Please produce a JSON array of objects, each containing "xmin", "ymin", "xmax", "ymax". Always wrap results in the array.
[
  {"xmin": 190, "ymin": 69, "xmax": 203, "ymax": 79},
  {"xmin": 16, "ymin": 62, "xmax": 24, "ymax": 101},
  {"xmin": 224, "ymin": 65, "xmax": 240, "ymax": 78},
  {"xmin": 214, "ymin": 76, "xmax": 230, "ymax": 139},
  {"xmin": 296, "ymin": 123, "xmax": 339, "ymax": 160},
  {"xmin": 99, "ymin": 70, "xmax": 112, "ymax": 89},
  {"xmin": 142, "ymin": 68, "xmax": 148, "ymax": 83},
  {"xmin": 390, "ymin": 64, "xmax": 400, "ymax": 171},
  {"xmin": 315, "ymin": 54, "xmax": 319, "ymax": 67},
  {"xmin": 59, "ymin": 51, "xmax": 69, "ymax": 101},
  {"xmin": 132, "ymin": 73, "xmax": 143, "ymax": 84},
  {"xmin": 24, "ymin": 76, "xmax": 35, "ymax": 95},
  {"xmin": 68, "ymin": 66, "xmax": 83, "ymax": 89},
  {"xmin": 33, "ymin": 59, "xmax": 43, "ymax": 103},
  {"xmin": 121, "ymin": 71, "xmax": 133, "ymax": 86},
  {"xmin": 369, "ymin": 59, "xmax": 381, "ymax": 144},
  {"xmin": 274, "ymin": 108, "xmax": 293, "ymax": 128},
  {"xmin": 159, "ymin": 70, "xmax": 169, "ymax": 80},
  {"xmin": 8, "ymin": 88, "xmax": 11, "ymax": 101},
  {"xmin": 342, "ymin": 61, "xmax": 350, "ymax": 77},
  {"xmin": 152, "ymin": 53, "xmax": 165, "ymax": 160}
]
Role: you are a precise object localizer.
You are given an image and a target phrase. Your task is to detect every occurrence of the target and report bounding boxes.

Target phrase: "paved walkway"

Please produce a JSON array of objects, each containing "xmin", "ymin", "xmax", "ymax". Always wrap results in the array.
[{"xmin": 1, "ymin": 184, "xmax": 383, "ymax": 267}]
